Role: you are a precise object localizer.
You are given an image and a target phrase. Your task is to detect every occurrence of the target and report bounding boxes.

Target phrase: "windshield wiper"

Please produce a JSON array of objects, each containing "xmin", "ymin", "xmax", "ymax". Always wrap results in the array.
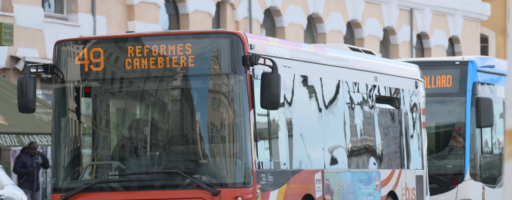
[
  {"xmin": 110, "ymin": 170, "xmax": 221, "ymax": 196},
  {"xmin": 61, "ymin": 178, "xmax": 136, "ymax": 200},
  {"xmin": 61, "ymin": 170, "xmax": 220, "ymax": 200},
  {"xmin": 111, "ymin": 170, "xmax": 196, "ymax": 176}
]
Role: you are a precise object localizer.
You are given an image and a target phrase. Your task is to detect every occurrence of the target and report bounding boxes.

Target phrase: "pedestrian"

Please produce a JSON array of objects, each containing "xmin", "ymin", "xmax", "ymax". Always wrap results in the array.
[{"xmin": 13, "ymin": 141, "xmax": 50, "ymax": 200}]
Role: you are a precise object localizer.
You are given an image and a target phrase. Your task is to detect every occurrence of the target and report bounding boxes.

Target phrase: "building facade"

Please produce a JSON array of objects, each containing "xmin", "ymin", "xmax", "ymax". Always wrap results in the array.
[
  {"xmin": 0, "ymin": 0, "xmax": 491, "ymax": 96},
  {"xmin": 0, "ymin": 1, "xmax": 492, "ymax": 199},
  {"xmin": 480, "ymin": 0, "xmax": 506, "ymax": 59}
]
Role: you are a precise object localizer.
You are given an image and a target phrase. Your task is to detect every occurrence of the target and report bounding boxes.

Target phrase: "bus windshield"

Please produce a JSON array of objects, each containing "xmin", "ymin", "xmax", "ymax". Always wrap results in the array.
[
  {"xmin": 51, "ymin": 34, "xmax": 252, "ymax": 193},
  {"xmin": 421, "ymin": 65, "xmax": 468, "ymax": 195}
]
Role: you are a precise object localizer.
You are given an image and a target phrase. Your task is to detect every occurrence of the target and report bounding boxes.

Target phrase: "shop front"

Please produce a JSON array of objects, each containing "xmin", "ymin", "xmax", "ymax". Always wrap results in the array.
[{"xmin": 0, "ymin": 76, "xmax": 52, "ymax": 199}]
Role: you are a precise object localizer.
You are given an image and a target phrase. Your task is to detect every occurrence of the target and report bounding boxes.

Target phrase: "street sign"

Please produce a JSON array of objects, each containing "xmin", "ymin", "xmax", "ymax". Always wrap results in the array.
[{"xmin": 0, "ymin": 23, "xmax": 13, "ymax": 46}]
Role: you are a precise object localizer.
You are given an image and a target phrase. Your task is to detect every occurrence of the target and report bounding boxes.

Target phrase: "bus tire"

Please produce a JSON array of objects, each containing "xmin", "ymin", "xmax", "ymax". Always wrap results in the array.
[
  {"xmin": 386, "ymin": 191, "xmax": 398, "ymax": 200},
  {"xmin": 301, "ymin": 194, "xmax": 315, "ymax": 200}
]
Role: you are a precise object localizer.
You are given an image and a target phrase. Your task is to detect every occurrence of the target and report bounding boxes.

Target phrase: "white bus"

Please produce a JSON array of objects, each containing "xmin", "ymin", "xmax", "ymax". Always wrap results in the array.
[
  {"xmin": 404, "ymin": 57, "xmax": 507, "ymax": 200},
  {"xmin": 248, "ymin": 33, "xmax": 428, "ymax": 200}
]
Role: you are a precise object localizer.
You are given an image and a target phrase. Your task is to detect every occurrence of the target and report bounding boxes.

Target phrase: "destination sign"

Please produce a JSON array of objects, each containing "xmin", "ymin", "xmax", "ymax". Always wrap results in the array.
[
  {"xmin": 75, "ymin": 43, "xmax": 196, "ymax": 72},
  {"xmin": 424, "ymin": 75, "xmax": 452, "ymax": 88},
  {"xmin": 65, "ymin": 33, "xmax": 237, "ymax": 82},
  {"xmin": 126, "ymin": 43, "xmax": 195, "ymax": 69},
  {"xmin": 421, "ymin": 68, "xmax": 462, "ymax": 94}
]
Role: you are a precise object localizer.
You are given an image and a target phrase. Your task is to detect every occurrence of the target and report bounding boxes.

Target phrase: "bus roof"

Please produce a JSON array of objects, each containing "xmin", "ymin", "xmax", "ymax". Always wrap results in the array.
[
  {"xmin": 54, "ymin": 30, "xmax": 422, "ymax": 80},
  {"xmin": 244, "ymin": 33, "xmax": 422, "ymax": 80},
  {"xmin": 55, "ymin": 29, "xmax": 233, "ymax": 43},
  {"xmin": 400, "ymin": 56, "xmax": 508, "ymax": 75}
]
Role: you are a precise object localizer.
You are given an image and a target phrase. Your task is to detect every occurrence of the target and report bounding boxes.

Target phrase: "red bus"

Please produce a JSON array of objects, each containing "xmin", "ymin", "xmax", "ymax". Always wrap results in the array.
[{"xmin": 17, "ymin": 30, "xmax": 426, "ymax": 200}]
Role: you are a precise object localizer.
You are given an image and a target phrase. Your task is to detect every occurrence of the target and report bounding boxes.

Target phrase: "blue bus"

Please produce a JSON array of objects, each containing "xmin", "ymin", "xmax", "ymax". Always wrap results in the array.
[{"xmin": 404, "ymin": 56, "xmax": 507, "ymax": 200}]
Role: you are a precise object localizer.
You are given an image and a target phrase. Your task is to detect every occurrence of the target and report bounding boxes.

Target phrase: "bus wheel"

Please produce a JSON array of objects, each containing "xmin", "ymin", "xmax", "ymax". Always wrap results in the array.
[
  {"xmin": 386, "ymin": 191, "xmax": 398, "ymax": 200},
  {"xmin": 301, "ymin": 194, "xmax": 315, "ymax": 200}
]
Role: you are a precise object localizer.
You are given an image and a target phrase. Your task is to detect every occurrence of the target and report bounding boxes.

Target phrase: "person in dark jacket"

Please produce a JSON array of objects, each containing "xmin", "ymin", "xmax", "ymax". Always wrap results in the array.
[{"xmin": 13, "ymin": 141, "xmax": 50, "ymax": 200}]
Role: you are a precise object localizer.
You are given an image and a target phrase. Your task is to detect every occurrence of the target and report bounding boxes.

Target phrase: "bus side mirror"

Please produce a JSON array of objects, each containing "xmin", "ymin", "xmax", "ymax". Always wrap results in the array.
[
  {"xmin": 246, "ymin": 54, "xmax": 281, "ymax": 110},
  {"xmin": 17, "ymin": 66, "xmax": 37, "ymax": 113},
  {"xmin": 476, "ymin": 97, "xmax": 494, "ymax": 128},
  {"xmin": 260, "ymin": 69, "xmax": 281, "ymax": 110}
]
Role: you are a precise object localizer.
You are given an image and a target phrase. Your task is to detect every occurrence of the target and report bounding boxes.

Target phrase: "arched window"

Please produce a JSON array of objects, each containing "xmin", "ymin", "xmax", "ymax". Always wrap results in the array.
[
  {"xmin": 212, "ymin": 2, "xmax": 221, "ymax": 29},
  {"xmin": 415, "ymin": 34, "xmax": 424, "ymax": 58},
  {"xmin": 261, "ymin": 9, "xmax": 276, "ymax": 37},
  {"xmin": 481, "ymin": 34, "xmax": 489, "ymax": 56},
  {"xmin": 162, "ymin": 0, "xmax": 179, "ymax": 30},
  {"xmin": 344, "ymin": 22, "xmax": 355, "ymax": 45},
  {"xmin": 446, "ymin": 38, "xmax": 455, "ymax": 56},
  {"xmin": 380, "ymin": 29, "xmax": 390, "ymax": 58},
  {"xmin": 304, "ymin": 15, "xmax": 317, "ymax": 44}
]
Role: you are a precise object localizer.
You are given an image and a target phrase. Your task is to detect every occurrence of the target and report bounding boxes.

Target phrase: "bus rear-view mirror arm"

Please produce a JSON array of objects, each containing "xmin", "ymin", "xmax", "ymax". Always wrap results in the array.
[{"xmin": 246, "ymin": 54, "xmax": 281, "ymax": 110}]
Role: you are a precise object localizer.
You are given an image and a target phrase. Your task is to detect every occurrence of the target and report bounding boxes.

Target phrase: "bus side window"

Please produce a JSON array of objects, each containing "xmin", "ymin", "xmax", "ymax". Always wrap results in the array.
[
  {"xmin": 481, "ymin": 127, "xmax": 493, "ymax": 154},
  {"xmin": 397, "ymin": 89, "xmax": 423, "ymax": 170},
  {"xmin": 343, "ymin": 82, "xmax": 381, "ymax": 170},
  {"xmin": 374, "ymin": 86, "xmax": 404, "ymax": 169},
  {"xmin": 253, "ymin": 67, "xmax": 288, "ymax": 170},
  {"xmin": 287, "ymin": 73, "xmax": 342, "ymax": 170}
]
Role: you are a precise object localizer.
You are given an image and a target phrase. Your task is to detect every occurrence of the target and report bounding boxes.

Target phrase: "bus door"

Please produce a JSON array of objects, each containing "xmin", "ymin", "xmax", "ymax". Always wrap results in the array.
[{"xmin": 471, "ymin": 82, "xmax": 504, "ymax": 199}]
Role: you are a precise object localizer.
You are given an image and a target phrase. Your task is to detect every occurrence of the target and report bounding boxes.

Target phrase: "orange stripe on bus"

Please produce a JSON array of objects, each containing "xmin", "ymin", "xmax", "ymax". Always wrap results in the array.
[
  {"xmin": 277, "ymin": 184, "xmax": 288, "ymax": 200},
  {"xmin": 391, "ymin": 170, "xmax": 403, "ymax": 192},
  {"xmin": 289, "ymin": 184, "xmax": 315, "ymax": 193},
  {"xmin": 380, "ymin": 170, "xmax": 396, "ymax": 188}
]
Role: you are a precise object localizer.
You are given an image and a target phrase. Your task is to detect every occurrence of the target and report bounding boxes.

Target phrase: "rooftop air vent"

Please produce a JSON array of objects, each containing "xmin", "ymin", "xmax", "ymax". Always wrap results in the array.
[
  {"xmin": 361, "ymin": 49, "xmax": 375, "ymax": 55},
  {"xmin": 348, "ymin": 46, "xmax": 363, "ymax": 53},
  {"xmin": 347, "ymin": 45, "xmax": 376, "ymax": 55},
  {"xmin": 313, "ymin": 43, "xmax": 378, "ymax": 56}
]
